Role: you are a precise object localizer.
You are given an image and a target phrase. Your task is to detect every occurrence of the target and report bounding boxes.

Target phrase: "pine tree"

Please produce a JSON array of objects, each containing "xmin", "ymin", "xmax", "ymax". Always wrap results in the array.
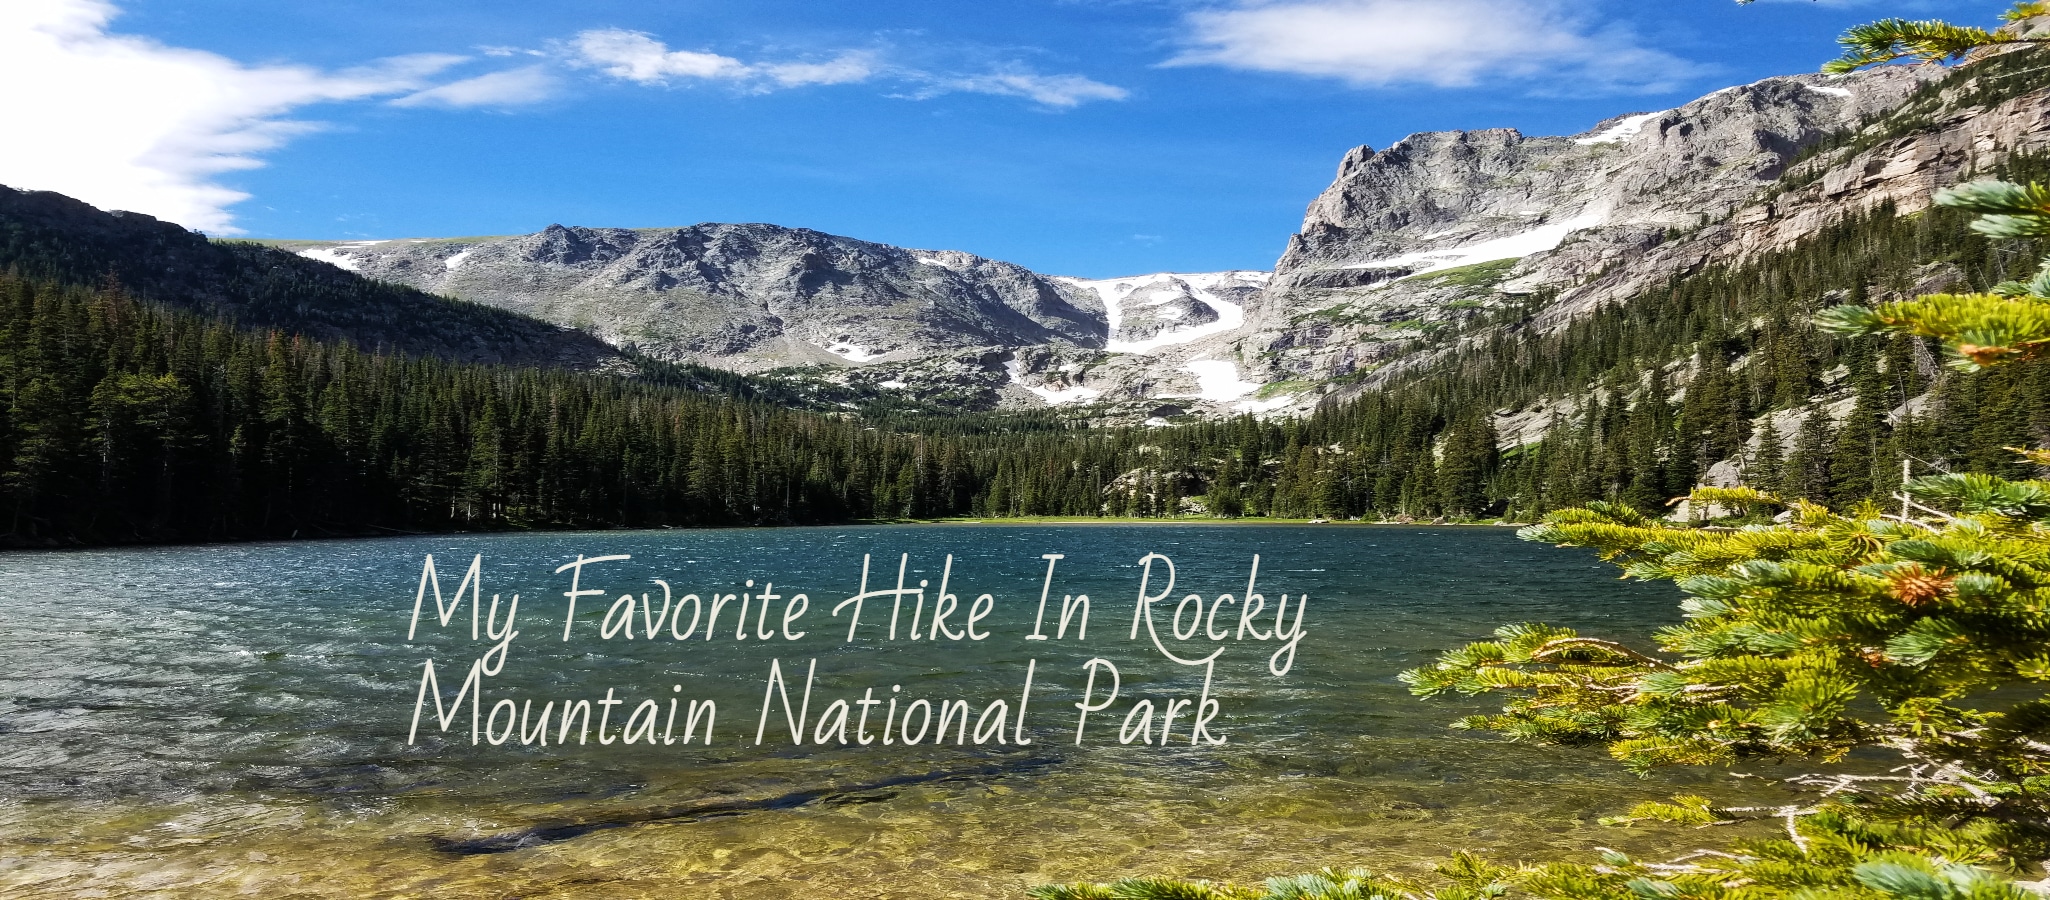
[
  {"xmin": 1785, "ymin": 404, "xmax": 1833, "ymax": 501},
  {"xmin": 1827, "ymin": 340, "xmax": 1888, "ymax": 506},
  {"xmin": 1437, "ymin": 415, "xmax": 1498, "ymax": 518},
  {"xmin": 1748, "ymin": 418, "xmax": 1786, "ymax": 495}
]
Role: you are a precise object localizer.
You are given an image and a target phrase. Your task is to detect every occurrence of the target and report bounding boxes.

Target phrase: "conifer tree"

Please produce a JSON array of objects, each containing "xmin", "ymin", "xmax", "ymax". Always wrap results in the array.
[
  {"xmin": 1749, "ymin": 418, "xmax": 1786, "ymax": 496},
  {"xmin": 1438, "ymin": 415, "xmax": 1499, "ymax": 518},
  {"xmin": 1785, "ymin": 403, "xmax": 1834, "ymax": 501}
]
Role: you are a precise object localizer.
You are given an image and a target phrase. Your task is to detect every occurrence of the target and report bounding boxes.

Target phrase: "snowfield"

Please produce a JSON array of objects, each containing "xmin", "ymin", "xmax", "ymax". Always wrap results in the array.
[
  {"xmin": 1181, "ymin": 358, "xmax": 1295, "ymax": 414},
  {"xmin": 1058, "ymin": 271, "xmax": 1269, "ymax": 354},
  {"xmin": 295, "ymin": 240, "xmax": 389, "ymax": 272},
  {"xmin": 826, "ymin": 342, "xmax": 884, "ymax": 362},
  {"xmin": 1342, "ymin": 207, "xmax": 1609, "ymax": 279},
  {"xmin": 1003, "ymin": 358, "xmax": 1100, "ymax": 405},
  {"xmin": 1572, "ymin": 111, "xmax": 1666, "ymax": 146}
]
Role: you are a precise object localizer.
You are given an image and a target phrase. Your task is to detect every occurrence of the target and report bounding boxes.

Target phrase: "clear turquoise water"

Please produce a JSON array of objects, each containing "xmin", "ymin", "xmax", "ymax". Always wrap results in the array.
[{"xmin": 0, "ymin": 525, "xmax": 1801, "ymax": 898}]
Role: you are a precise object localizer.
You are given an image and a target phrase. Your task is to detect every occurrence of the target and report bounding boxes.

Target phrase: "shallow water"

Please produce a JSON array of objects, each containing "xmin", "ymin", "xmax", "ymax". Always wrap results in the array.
[{"xmin": 0, "ymin": 525, "xmax": 1810, "ymax": 897}]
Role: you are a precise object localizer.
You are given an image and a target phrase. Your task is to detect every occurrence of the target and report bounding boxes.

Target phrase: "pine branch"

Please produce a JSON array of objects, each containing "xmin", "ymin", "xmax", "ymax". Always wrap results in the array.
[
  {"xmin": 1823, "ymin": 18, "xmax": 2018, "ymax": 72},
  {"xmin": 1935, "ymin": 181, "xmax": 2050, "ymax": 240},
  {"xmin": 1530, "ymin": 637, "xmax": 1679, "ymax": 671},
  {"xmin": 2003, "ymin": 2, "xmax": 2050, "ymax": 24}
]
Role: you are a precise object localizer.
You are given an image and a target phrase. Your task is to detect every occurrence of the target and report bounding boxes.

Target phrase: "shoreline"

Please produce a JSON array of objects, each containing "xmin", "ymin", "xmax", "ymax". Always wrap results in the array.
[
  {"xmin": 0, "ymin": 517, "xmax": 1530, "ymax": 554},
  {"xmin": 902, "ymin": 516, "xmax": 1525, "ymax": 527}
]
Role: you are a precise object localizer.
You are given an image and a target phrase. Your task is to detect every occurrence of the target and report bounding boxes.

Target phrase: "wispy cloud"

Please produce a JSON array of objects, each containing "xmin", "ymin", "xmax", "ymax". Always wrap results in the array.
[
  {"xmin": 392, "ymin": 65, "xmax": 559, "ymax": 108},
  {"xmin": 562, "ymin": 29, "xmax": 883, "ymax": 89},
  {"xmin": 763, "ymin": 52, "xmax": 883, "ymax": 87},
  {"xmin": 921, "ymin": 71, "xmax": 1131, "ymax": 108},
  {"xmin": 562, "ymin": 28, "xmax": 1125, "ymax": 108},
  {"xmin": 1168, "ymin": 0, "xmax": 1704, "ymax": 94},
  {"xmin": 0, "ymin": 0, "xmax": 471, "ymax": 233},
  {"xmin": 910, "ymin": 69, "xmax": 1139, "ymax": 108},
  {"xmin": 568, "ymin": 29, "xmax": 753, "ymax": 82}
]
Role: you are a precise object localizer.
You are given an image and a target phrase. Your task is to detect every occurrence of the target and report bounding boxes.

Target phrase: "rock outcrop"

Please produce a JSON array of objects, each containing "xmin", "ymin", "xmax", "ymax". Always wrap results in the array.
[
  {"xmin": 1242, "ymin": 66, "xmax": 1945, "ymax": 389},
  {"xmin": 1533, "ymin": 63, "xmax": 2050, "ymax": 330}
]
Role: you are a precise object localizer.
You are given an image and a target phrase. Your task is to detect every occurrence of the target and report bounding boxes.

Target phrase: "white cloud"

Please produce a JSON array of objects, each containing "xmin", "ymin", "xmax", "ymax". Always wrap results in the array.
[
  {"xmin": 923, "ymin": 71, "xmax": 1132, "ymax": 108},
  {"xmin": 565, "ymin": 29, "xmax": 1123, "ymax": 107},
  {"xmin": 565, "ymin": 29, "xmax": 881, "ymax": 89},
  {"xmin": 0, "ymin": 0, "xmax": 481, "ymax": 233},
  {"xmin": 1169, "ymin": 0, "xmax": 1700, "ymax": 93},
  {"xmin": 393, "ymin": 66, "xmax": 560, "ymax": 108},
  {"xmin": 764, "ymin": 52, "xmax": 881, "ymax": 87},
  {"xmin": 569, "ymin": 29, "xmax": 752, "ymax": 82}
]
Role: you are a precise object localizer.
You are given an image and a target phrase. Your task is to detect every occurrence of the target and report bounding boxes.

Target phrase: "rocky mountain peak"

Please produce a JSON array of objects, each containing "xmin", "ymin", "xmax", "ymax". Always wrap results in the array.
[
  {"xmin": 1241, "ymin": 50, "xmax": 2049, "ymax": 406},
  {"xmin": 288, "ymin": 221, "xmax": 1107, "ymax": 371},
  {"xmin": 1273, "ymin": 67, "xmax": 1936, "ymax": 300},
  {"xmin": 521, "ymin": 224, "xmax": 636, "ymax": 266}
]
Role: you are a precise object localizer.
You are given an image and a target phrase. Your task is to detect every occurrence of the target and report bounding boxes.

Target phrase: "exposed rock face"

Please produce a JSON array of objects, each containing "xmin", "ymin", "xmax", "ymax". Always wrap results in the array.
[
  {"xmin": 1243, "ymin": 66, "xmax": 1945, "ymax": 388},
  {"xmin": 1273, "ymin": 70, "xmax": 1928, "ymax": 291},
  {"xmin": 1532, "ymin": 67, "xmax": 2050, "ymax": 331},
  {"xmin": 288, "ymin": 223, "xmax": 1107, "ymax": 372},
  {"xmin": 1289, "ymin": 52, "xmax": 2050, "ymax": 404},
  {"xmin": 750, "ymin": 270, "xmax": 1304, "ymax": 422}
]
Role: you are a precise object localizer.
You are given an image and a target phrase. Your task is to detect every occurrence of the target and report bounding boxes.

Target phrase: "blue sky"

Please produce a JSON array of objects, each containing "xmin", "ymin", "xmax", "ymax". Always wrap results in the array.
[{"xmin": 0, "ymin": 0, "xmax": 1998, "ymax": 277}]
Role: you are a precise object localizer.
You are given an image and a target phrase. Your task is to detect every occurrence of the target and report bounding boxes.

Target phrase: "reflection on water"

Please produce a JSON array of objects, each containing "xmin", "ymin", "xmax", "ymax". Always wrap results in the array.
[{"xmin": 0, "ymin": 525, "xmax": 1802, "ymax": 897}]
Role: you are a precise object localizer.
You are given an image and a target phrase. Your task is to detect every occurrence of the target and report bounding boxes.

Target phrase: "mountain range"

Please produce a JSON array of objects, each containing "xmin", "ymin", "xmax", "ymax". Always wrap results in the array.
[{"xmin": 259, "ymin": 40, "xmax": 2048, "ymax": 427}]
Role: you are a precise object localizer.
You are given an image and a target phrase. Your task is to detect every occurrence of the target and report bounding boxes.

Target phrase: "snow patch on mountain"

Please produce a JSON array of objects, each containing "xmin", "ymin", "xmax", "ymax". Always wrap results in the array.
[
  {"xmin": 296, "ymin": 241, "xmax": 388, "ymax": 272},
  {"xmin": 1343, "ymin": 208, "xmax": 1609, "ymax": 278},
  {"xmin": 443, "ymin": 248, "xmax": 474, "ymax": 271},
  {"xmin": 1573, "ymin": 111, "xmax": 1666, "ymax": 146},
  {"xmin": 1182, "ymin": 359, "xmax": 1258, "ymax": 402},
  {"xmin": 827, "ymin": 342, "xmax": 883, "ymax": 362},
  {"xmin": 1005, "ymin": 358, "xmax": 1100, "ymax": 405},
  {"xmin": 1058, "ymin": 271, "xmax": 1269, "ymax": 354},
  {"xmin": 1176, "ymin": 358, "xmax": 1292, "ymax": 413}
]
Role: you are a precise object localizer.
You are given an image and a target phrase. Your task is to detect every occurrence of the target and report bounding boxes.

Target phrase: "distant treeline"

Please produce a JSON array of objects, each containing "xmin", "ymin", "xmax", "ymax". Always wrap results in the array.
[{"xmin": 0, "ymin": 275, "xmax": 967, "ymax": 542}]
